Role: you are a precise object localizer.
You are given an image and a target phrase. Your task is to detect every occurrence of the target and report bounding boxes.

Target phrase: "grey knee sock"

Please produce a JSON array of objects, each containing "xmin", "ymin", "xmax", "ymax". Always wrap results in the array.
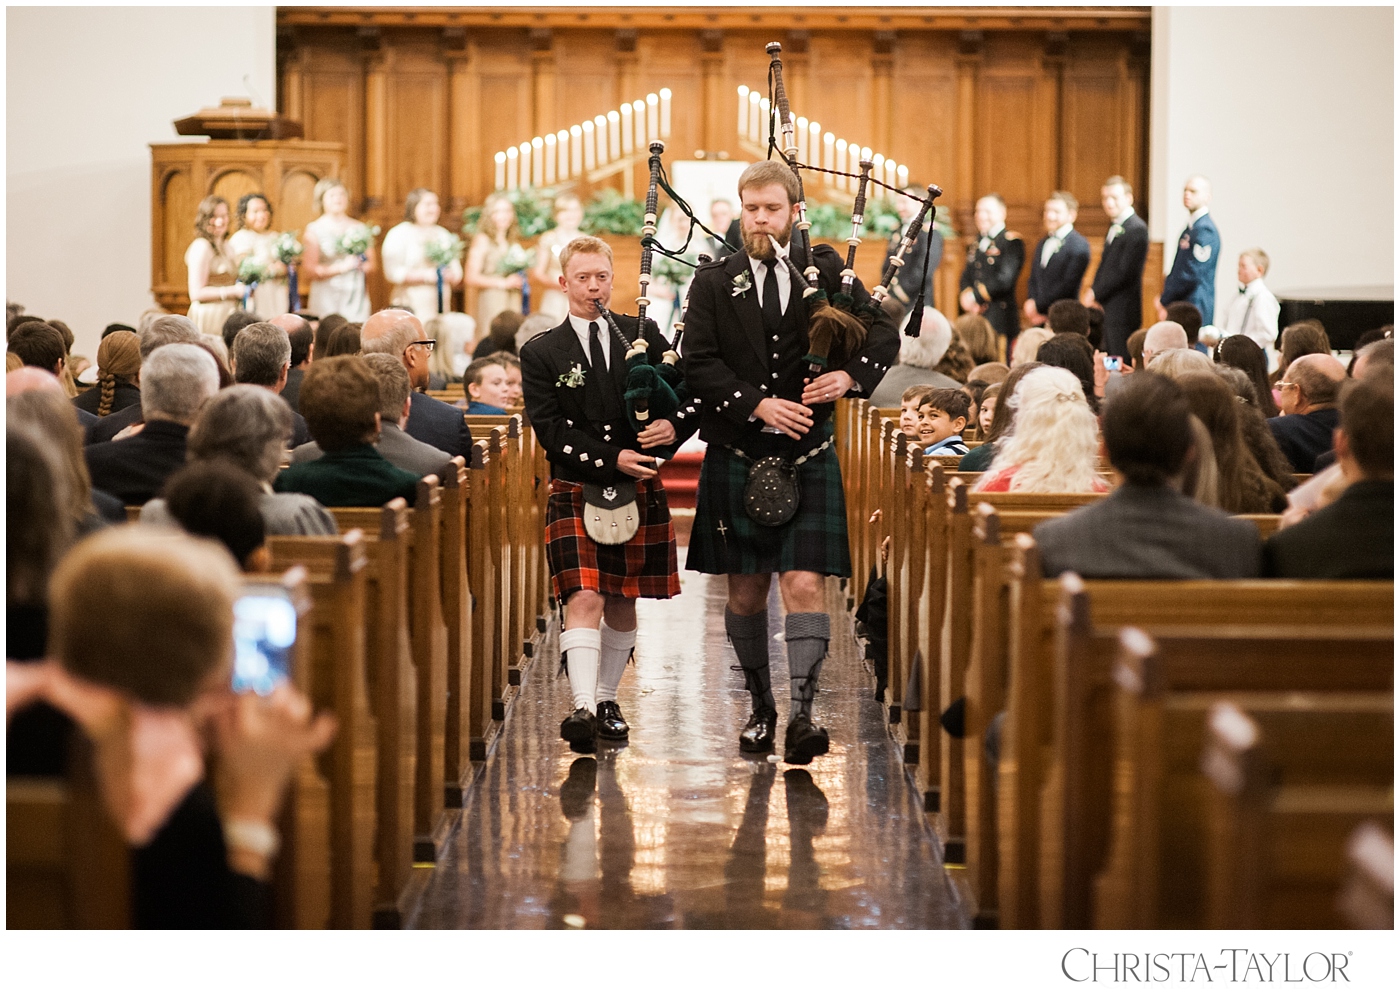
[
  {"xmin": 785, "ymin": 613, "xmax": 830, "ymax": 720},
  {"xmin": 725, "ymin": 607, "xmax": 774, "ymax": 714}
]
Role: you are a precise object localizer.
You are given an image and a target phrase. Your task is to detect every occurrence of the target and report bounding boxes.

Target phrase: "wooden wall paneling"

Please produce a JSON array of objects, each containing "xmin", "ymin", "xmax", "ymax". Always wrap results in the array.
[
  {"xmin": 891, "ymin": 34, "xmax": 959, "ymax": 194},
  {"xmin": 553, "ymin": 29, "xmax": 619, "ymax": 151},
  {"xmin": 444, "ymin": 33, "xmax": 477, "ymax": 219},
  {"xmin": 158, "ymin": 168, "xmax": 193, "ymax": 301},
  {"xmin": 699, "ymin": 31, "xmax": 726, "ymax": 154},
  {"xmin": 870, "ymin": 32, "xmax": 896, "ymax": 156},
  {"xmin": 298, "ymin": 40, "xmax": 366, "ymax": 207},
  {"xmin": 1058, "ymin": 36, "xmax": 1127, "ymax": 237},
  {"xmin": 614, "ymin": 29, "xmax": 640, "ymax": 110},
  {"xmin": 638, "ymin": 31, "xmax": 703, "ymax": 176},
  {"xmin": 531, "ymin": 28, "xmax": 557, "ymax": 138},
  {"xmin": 953, "ymin": 32, "xmax": 982, "ymax": 233},
  {"xmin": 806, "ymin": 33, "xmax": 875, "ymax": 157}
]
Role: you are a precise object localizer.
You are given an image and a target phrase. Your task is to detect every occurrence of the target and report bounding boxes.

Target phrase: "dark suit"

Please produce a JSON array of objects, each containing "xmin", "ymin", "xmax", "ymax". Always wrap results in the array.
[
  {"xmin": 885, "ymin": 227, "xmax": 943, "ymax": 312},
  {"xmin": 280, "ymin": 366, "xmax": 305, "ymax": 413},
  {"xmin": 1033, "ymin": 483, "xmax": 1262, "ymax": 579},
  {"xmin": 83, "ymin": 419, "xmax": 189, "ymax": 505},
  {"xmin": 520, "ymin": 313, "xmax": 697, "ymax": 486},
  {"xmin": 1267, "ymin": 407, "xmax": 1340, "ymax": 476},
  {"xmin": 959, "ymin": 228, "xmax": 1026, "ymax": 344},
  {"xmin": 1264, "ymin": 480, "xmax": 1392, "ymax": 579},
  {"xmin": 405, "ymin": 391, "xmax": 473, "ymax": 459},
  {"xmin": 73, "ymin": 379, "xmax": 140, "ymax": 416},
  {"xmin": 273, "ymin": 443, "xmax": 420, "ymax": 508},
  {"xmin": 1161, "ymin": 210, "xmax": 1221, "ymax": 324},
  {"xmin": 1026, "ymin": 228, "xmax": 1091, "ymax": 315},
  {"xmin": 85, "ymin": 401, "xmax": 143, "ymax": 444},
  {"xmin": 1090, "ymin": 212, "xmax": 1150, "ymax": 357},
  {"xmin": 74, "ymin": 406, "xmax": 97, "ymax": 430}
]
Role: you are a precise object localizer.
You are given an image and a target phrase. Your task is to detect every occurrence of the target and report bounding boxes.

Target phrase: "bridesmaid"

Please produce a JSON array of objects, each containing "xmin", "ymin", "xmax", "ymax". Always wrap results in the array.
[
  {"xmin": 302, "ymin": 178, "xmax": 375, "ymax": 322},
  {"xmin": 227, "ymin": 193, "xmax": 290, "ymax": 318},
  {"xmin": 381, "ymin": 187, "xmax": 464, "ymax": 323},
  {"xmin": 464, "ymin": 193, "xmax": 523, "ymax": 334},
  {"xmin": 529, "ymin": 192, "xmax": 584, "ymax": 322},
  {"xmin": 185, "ymin": 195, "xmax": 245, "ymax": 336}
]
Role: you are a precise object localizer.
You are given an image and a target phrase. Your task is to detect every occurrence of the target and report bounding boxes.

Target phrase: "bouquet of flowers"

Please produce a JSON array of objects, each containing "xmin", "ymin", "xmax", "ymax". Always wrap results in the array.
[
  {"xmin": 650, "ymin": 252, "xmax": 696, "ymax": 288},
  {"xmin": 272, "ymin": 231, "xmax": 303, "ymax": 264},
  {"xmin": 425, "ymin": 234, "xmax": 466, "ymax": 269},
  {"xmin": 494, "ymin": 244, "xmax": 535, "ymax": 277},
  {"xmin": 237, "ymin": 258, "xmax": 269, "ymax": 285},
  {"xmin": 337, "ymin": 223, "xmax": 381, "ymax": 258}
]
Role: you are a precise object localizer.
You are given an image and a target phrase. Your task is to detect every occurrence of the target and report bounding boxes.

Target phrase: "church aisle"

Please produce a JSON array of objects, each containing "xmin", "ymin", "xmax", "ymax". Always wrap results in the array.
[{"xmin": 411, "ymin": 562, "xmax": 966, "ymax": 929}]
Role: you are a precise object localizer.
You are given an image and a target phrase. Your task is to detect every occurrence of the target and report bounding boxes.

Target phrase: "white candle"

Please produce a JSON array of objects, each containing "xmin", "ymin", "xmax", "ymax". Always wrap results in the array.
[
  {"xmin": 748, "ymin": 91, "xmax": 760, "ymax": 143},
  {"xmin": 531, "ymin": 137, "xmax": 544, "ymax": 186},
  {"xmin": 543, "ymin": 134, "xmax": 557, "ymax": 184},
  {"xmin": 556, "ymin": 130, "xmax": 570, "ymax": 180},
  {"xmin": 570, "ymin": 124, "xmax": 583, "ymax": 175},
  {"xmin": 646, "ymin": 93, "xmax": 659, "ymax": 144},
  {"xmin": 823, "ymin": 131, "xmax": 835, "ymax": 171},
  {"xmin": 809, "ymin": 121, "xmax": 821, "ymax": 171},
  {"xmin": 849, "ymin": 140, "xmax": 862, "ymax": 191},
  {"xmin": 607, "ymin": 111, "xmax": 621, "ymax": 159},
  {"xmin": 759, "ymin": 97, "xmax": 770, "ymax": 143},
  {"xmin": 796, "ymin": 116, "xmax": 808, "ymax": 164},
  {"xmin": 506, "ymin": 147, "xmax": 518, "ymax": 189},
  {"xmin": 620, "ymin": 103, "xmax": 634, "ymax": 154},
  {"xmin": 590, "ymin": 115, "xmax": 605, "ymax": 163},
  {"xmin": 495, "ymin": 151, "xmax": 506, "ymax": 191},
  {"xmin": 519, "ymin": 142, "xmax": 531, "ymax": 188},
  {"xmin": 737, "ymin": 85, "xmax": 749, "ymax": 139},
  {"xmin": 582, "ymin": 121, "xmax": 596, "ymax": 170},
  {"xmin": 633, "ymin": 99, "xmax": 645, "ymax": 148},
  {"xmin": 659, "ymin": 88, "xmax": 671, "ymax": 137},
  {"xmin": 835, "ymin": 139, "xmax": 847, "ymax": 185},
  {"xmin": 897, "ymin": 164, "xmax": 909, "ymax": 189},
  {"xmin": 884, "ymin": 159, "xmax": 896, "ymax": 188}
]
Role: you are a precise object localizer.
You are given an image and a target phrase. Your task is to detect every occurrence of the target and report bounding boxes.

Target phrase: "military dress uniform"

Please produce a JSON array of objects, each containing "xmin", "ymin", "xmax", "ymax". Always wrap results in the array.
[
  {"xmin": 1161, "ymin": 208, "xmax": 1222, "ymax": 325},
  {"xmin": 959, "ymin": 227, "xmax": 1026, "ymax": 344}
]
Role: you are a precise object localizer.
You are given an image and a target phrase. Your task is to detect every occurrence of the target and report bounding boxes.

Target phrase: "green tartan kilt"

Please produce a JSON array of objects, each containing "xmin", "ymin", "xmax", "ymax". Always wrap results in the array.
[{"xmin": 685, "ymin": 439, "xmax": 852, "ymax": 578}]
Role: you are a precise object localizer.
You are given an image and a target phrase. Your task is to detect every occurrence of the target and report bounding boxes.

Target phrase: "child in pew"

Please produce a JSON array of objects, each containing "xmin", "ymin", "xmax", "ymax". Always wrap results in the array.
[
  {"xmin": 974, "ymin": 366, "xmax": 1108, "ymax": 493},
  {"xmin": 462, "ymin": 355, "xmax": 511, "ymax": 415},
  {"xmin": 917, "ymin": 387, "xmax": 972, "ymax": 457},
  {"xmin": 486, "ymin": 350, "xmax": 524, "ymax": 408},
  {"xmin": 898, "ymin": 385, "xmax": 928, "ymax": 439},
  {"xmin": 976, "ymin": 381, "xmax": 1001, "ymax": 438},
  {"xmin": 161, "ymin": 459, "xmax": 272, "ymax": 572}
]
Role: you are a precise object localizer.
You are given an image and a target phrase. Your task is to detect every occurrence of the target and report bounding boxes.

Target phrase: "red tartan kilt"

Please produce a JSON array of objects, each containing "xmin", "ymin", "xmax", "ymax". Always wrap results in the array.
[{"xmin": 545, "ymin": 476, "xmax": 681, "ymax": 602}]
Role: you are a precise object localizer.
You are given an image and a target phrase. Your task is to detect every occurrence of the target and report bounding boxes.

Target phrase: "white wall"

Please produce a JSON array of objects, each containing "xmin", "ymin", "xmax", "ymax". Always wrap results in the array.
[
  {"xmin": 6, "ymin": 6, "xmax": 275, "ymax": 358},
  {"xmin": 1149, "ymin": 6, "xmax": 1394, "ymax": 323}
]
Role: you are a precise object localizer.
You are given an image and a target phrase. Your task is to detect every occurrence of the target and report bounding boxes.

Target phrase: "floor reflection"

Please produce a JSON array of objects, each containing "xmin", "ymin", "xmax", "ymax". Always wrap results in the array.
[{"xmin": 412, "ymin": 561, "xmax": 965, "ymax": 929}]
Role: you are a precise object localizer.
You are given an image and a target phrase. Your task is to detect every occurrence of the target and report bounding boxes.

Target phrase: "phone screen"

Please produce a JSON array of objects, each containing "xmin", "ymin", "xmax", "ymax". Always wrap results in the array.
[
  {"xmin": 1102, "ymin": 355, "xmax": 1123, "ymax": 372},
  {"xmin": 233, "ymin": 587, "xmax": 296, "ymax": 695}
]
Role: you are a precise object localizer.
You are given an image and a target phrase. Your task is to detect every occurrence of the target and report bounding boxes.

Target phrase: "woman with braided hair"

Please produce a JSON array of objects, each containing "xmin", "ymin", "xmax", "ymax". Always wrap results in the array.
[{"xmin": 73, "ymin": 329, "xmax": 141, "ymax": 417}]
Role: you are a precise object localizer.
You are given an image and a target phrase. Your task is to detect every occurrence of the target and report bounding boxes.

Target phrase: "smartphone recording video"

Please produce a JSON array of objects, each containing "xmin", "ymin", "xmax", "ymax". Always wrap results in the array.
[
  {"xmin": 233, "ymin": 586, "xmax": 296, "ymax": 695},
  {"xmin": 1102, "ymin": 355, "xmax": 1123, "ymax": 372}
]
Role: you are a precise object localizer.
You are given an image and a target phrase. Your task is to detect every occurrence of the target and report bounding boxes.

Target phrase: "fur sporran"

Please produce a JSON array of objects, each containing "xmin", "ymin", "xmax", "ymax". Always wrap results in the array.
[
  {"xmin": 581, "ymin": 482, "xmax": 640, "ymax": 545},
  {"xmin": 742, "ymin": 456, "xmax": 800, "ymax": 527}
]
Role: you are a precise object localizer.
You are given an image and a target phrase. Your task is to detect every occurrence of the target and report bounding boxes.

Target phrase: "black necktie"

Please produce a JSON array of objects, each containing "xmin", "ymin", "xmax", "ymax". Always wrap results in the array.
[
  {"xmin": 588, "ymin": 320, "xmax": 608, "ymax": 373},
  {"xmin": 761, "ymin": 259, "xmax": 782, "ymax": 333}
]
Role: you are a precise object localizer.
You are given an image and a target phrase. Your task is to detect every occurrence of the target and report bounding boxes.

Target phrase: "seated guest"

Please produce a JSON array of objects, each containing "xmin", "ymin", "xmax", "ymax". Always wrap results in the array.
[
  {"xmin": 1165, "ymin": 300, "xmax": 1205, "ymax": 354},
  {"xmin": 953, "ymin": 313, "xmax": 1001, "ymax": 365},
  {"xmin": 7, "ymin": 319, "xmax": 67, "ymax": 379},
  {"xmin": 290, "ymin": 354, "xmax": 453, "ymax": 477},
  {"xmin": 1141, "ymin": 320, "xmax": 1187, "ymax": 369},
  {"xmin": 221, "ymin": 309, "xmax": 261, "ymax": 353},
  {"xmin": 161, "ymin": 460, "xmax": 271, "ymax": 571},
  {"xmin": 230, "ymin": 321, "xmax": 312, "ymax": 446},
  {"xmin": 84, "ymin": 344, "xmax": 218, "ymax": 505},
  {"xmin": 488, "ymin": 350, "xmax": 524, "ymax": 407},
  {"xmin": 1215, "ymin": 334, "xmax": 1279, "ymax": 416},
  {"xmin": 918, "ymin": 388, "xmax": 971, "ymax": 456},
  {"xmin": 472, "ymin": 309, "xmax": 523, "ymax": 360},
  {"xmin": 463, "ymin": 356, "xmax": 512, "ymax": 415},
  {"xmin": 1213, "ymin": 365, "xmax": 1297, "ymax": 494},
  {"xmin": 360, "ymin": 308, "xmax": 472, "ymax": 458},
  {"xmin": 1033, "ymin": 373, "xmax": 1262, "ymax": 578},
  {"xmin": 967, "ymin": 361, "xmax": 1009, "ymax": 387},
  {"xmin": 274, "ymin": 355, "xmax": 420, "ymax": 507},
  {"xmin": 1036, "ymin": 332, "xmax": 1098, "ymax": 409},
  {"xmin": 870, "ymin": 309, "xmax": 961, "ymax": 406},
  {"xmin": 1176, "ymin": 372, "xmax": 1286, "ymax": 513},
  {"xmin": 1265, "ymin": 376, "xmax": 1392, "ymax": 578},
  {"xmin": 1046, "ymin": 299, "xmax": 1090, "ymax": 339},
  {"xmin": 323, "ymin": 323, "xmax": 362, "ymax": 357},
  {"xmin": 311, "ymin": 312, "xmax": 346, "ymax": 360},
  {"xmin": 958, "ymin": 361, "xmax": 1046, "ymax": 472},
  {"xmin": 898, "ymin": 385, "xmax": 927, "ymax": 438},
  {"xmin": 270, "ymin": 313, "xmax": 314, "ymax": 412},
  {"xmin": 73, "ymin": 329, "xmax": 141, "ymax": 417},
  {"xmin": 1352, "ymin": 336, "xmax": 1394, "ymax": 382},
  {"xmin": 513, "ymin": 312, "xmax": 553, "ymax": 354},
  {"xmin": 1125, "ymin": 328, "xmax": 1147, "ymax": 372},
  {"xmin": 934, "ymin": 325, "xmax": 975, "ymax": 383},
  {"xmin": 1273, "ymin": 320, "xmax": 1331, "ymax": 383},
  {"xmin": 86, "ymin": 315, "xmax": 203, "ymax": 443},
  {"xmin": 142, "ymin": 386, "xmax": 336, "ymax": 536},
  {"xmin": 1009, "ymin": 327, "xmax": 1053, "ymax": 368},
  {"xmin": 1268, "ymin": 353, "xmax": 1347, "ymax": 474},
  {"xmin": 1085, "ymin": 303, "xmax": 1104, "ymax": 351},
  {"xmin": 9, "ymin": 381, "xmax": 124, "ymax": 528},
  {"xmin": 1148, "ymin": 346, "xmax": 1214, "ymax": 380},
  {"xmin": 1346, "ymin": 328, "xmax": 1392, "ymax": 376},
  {"xmin": 974, "ymin": 366, "xmax": 1108, "ymax": 493},
  {"xmin": 975, "ymin": 381, "xmax": 1001, "ymax": 438}
]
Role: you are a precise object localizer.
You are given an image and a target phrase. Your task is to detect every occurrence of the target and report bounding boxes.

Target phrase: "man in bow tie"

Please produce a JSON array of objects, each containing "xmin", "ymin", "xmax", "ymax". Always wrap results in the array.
[
  {"xmin": 1221, "ymin": 247, "xmax": 1281, "ymax": 357},
  {"xmin": 1157, "ymin": 174, "xmax": 1222, "ymax": 324},
  {"xmin": 1082, "ymin": 175, "xmax": 1149, "ymax": 358},
  {"xmin": 1024, "ymin": 191, "xmax": 1092, "ymax": 328}
]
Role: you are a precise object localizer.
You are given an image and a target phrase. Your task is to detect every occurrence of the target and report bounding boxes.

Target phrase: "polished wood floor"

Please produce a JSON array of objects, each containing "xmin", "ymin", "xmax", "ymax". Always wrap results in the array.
[{"xmin": 411, "ymin": 561, "xmax": 965, "ymax": 929}]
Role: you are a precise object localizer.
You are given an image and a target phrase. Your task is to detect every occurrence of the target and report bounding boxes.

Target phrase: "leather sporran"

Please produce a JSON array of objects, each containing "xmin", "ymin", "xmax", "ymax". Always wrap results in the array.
[
  {"xmin": 581, "ymin": 481, "xmax": 640, "ymax": 545},
  {"xmin": 742, "ymin": 456, "xmax": 800, "ymax": 527}
]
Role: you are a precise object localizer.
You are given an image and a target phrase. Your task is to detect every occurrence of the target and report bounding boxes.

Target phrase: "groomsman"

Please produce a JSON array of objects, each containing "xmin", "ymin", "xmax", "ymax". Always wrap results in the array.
[
  {"xmin": 1157, "ymin": 174, "xmax": 1221, "ymax": 324},
  {"xmin": 1082, "ymin": 175, "xmax": 1149, "ymax": 358},
  {"xmin": 958, "ymin": 194, "xmax": 1025, "ymax": 346},
  {"xmin": 1024, "ymin": 191, "xmax": 1091, "ymax": 328}
]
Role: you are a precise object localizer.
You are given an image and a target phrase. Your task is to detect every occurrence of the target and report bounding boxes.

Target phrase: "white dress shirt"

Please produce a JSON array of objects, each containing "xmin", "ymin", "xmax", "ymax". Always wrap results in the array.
[
  {"xmin": 1106, "ymin": 207, "xmax": 1135, "ymax": 244},
  {"xmin": 1040, "ymin": 222, "xmax": 1075, "ymax": 267},
  {"xmin": 1221, "ymin": 277, "xmax": 1280, "ymax": 354},
  {"xmin": 567, "ymin": 312, "xmax": 611, "ymax": 370},
  {"xmin": 747, "ymin": 245, "xmax": 792, "ymax": 314}
]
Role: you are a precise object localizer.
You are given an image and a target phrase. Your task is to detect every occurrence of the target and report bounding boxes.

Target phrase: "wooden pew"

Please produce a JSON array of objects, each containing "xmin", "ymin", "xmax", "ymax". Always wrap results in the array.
[
  {"xmin": 914, "ymin": 463, "xmax": 949, "ymax": 815},
  {"xmin": 1042, "ymin": 578, "xmax": 1393, "ymax": 930},
  {"xmin": 1200, "ymin": 697, "xmax": 1393, "ymax": 929},
  {"xmin": 264, "ymin": 531, "xmax": 377, "ymax": 929},
  {"xmin": 437, "ymin": 457, "xmax": 474, "ymax": 807},
  {"xmin": 466, "ymin": 441, "xmax": 502, "ymax": 759},
  {"xmin": 1337, "ymin": 823, "xmax": 1394, "ymax": 929}
]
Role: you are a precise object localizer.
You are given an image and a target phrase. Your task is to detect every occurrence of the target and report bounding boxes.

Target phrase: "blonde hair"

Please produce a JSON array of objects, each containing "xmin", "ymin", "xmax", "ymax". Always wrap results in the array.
[
  {"xmin": 193, "ymin": 195, "xmax": 228, "ymax": 243},
  {"xmin": 313, "ymin": 177, "xmax": 349, "ymax": 214},
  {"xmin": 1147, "ymin": 347, "xmax": 1214, "ymax": 380},
  {"xmin": 479, "ymin": 193, "xmax": 521, "ymax": 241},
  {"xmin": 559, "ymin": 235, "xmax": 614, "ymax": 276},
  {"xmin": 1239, "ymin": 246, "xmax": 1270, "ymax": 276},
  {"xmin": 976, "ymin": 366, "xmax": 1105, "ymax": 493},
  {"xmin": 1010, "ymin": 327, "xmax": 1054, "ymax": 367},
  {"xmin": 737, "ymin": 160, "xmax": 800, "ymax": 205}
]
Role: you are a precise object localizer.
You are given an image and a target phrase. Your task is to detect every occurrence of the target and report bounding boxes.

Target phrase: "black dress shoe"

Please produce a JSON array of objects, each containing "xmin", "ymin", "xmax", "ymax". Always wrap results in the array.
[
  {"xmin": 783, "ymin": 714, "xmax": 830, "ymax": 765},
  {"xmin": 560, "ymin": 707, "xmax": 597, "ymax": 752},
  {"xmin": 739, "ymin": 709, "xmax": 779, "ymax": 753},
  {"xmin": 595, "ymin": 700, "xmax": 630, "ymax": 740},
  {"xmin": 560, "ymin": 758, "xmax": 597, "ymax": 820}
]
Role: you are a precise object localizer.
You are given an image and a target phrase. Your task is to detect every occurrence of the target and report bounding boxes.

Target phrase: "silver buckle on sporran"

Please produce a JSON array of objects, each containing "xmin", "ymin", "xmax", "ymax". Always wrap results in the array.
[{"xmin": 581, "ymin": 482, "xmax": 640, "ymax": 545}]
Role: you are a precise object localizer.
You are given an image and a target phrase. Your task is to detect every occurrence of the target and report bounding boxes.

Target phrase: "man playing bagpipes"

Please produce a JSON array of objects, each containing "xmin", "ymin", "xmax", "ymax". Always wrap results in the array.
[
  {"xmin": 520, "ymin": 235, "xmax": 700, "ymax": 753},
  {"xmin": 682, "ymin": 157, "xmax": 900, "ymax": 764}
]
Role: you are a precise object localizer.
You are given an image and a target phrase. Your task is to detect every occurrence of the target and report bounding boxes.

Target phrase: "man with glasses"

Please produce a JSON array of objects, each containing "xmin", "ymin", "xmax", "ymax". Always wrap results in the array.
[
  {"xmin": 1268, "ymin": 353, "xmax": 1348, "ymax": 474},
  {"xmin": 360, "ymin": 308, "xmax": 472, "ymax": 458}
]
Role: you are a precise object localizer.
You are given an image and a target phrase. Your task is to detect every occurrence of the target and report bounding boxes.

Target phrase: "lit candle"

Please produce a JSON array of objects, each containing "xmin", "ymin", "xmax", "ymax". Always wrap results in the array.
[
  {"xmin": 809, "ymin": 121, "xmax": 821, "ymax": 173},
  {"xmin": 897, "ymin": 163, "xmax": 909, "ymax": 189},
  {"xmin": 737, "ymin": 85, "xmax": 749, "ymax": 138},
  {"xmin": 872, "ymin": 153, "xmax": 885, "ymax": 195},
  {"xmin": 607, "ymin": 111, "xmax": 621, "ymax": 159},
  {"xmin": 748, "ymin": 91, "xmax": 760, "ymax": 143},
  {"xmin": 796, "ymin": 116, "xmax": 808, "ymax": 164},
  {"xmin": 556, "ymin": 130, "xmax": 570, "ymax": 180},
  {"xmin": 589, "ymin": 115, "xmax": 605, "ymax": 163},
  {"xmin": 646, "ymin": 93, "xmax": 659, "ymax": 143},
  {"xmin": 849, "ymin": 140, "xmax": 862, "ymax": 191},
  {"xmin": 570, "ymin": 125, "xmax": 583, "ymax": 175},
  {"xmin": 884, "ymin": 159, "xmax": 897, "ymax": 188},
  {"xmin": 823, "ymin": 131, "xmax": 835, "ymax": 171},
  {"xmin": 633, "ymin": 99, "xmax": 645, "ymax": 147},
  {"xmin": 506, "ymin": 147, "xmax": 518, "ymax": 189},
  {"xmin": 835, "ymin": 139, "xmax": 847, "ymax": 184},
  {"xmin": 543, "ymin": 134, "xmax": 557, "ymax": 184},
  {"xmin": 495, "ymin": 151, "xmax": 506, "ymax": 191},
  {"xmin": 582, "ymin": 120, "xmax": 596, "ymax": 170},
  {"xmin": 659, "ymin": 88, "xmax": 671, "ymax": 137},
  {"xmin": 759, "ymin": 97, "xmax": 770, "ymax": 143},
  {"xmin": 620, "ymin": 103, "xmax": 634, "ymax": 154},
  {"xmin": 519, "ymin": 142, "xmax": 531, "ymax": 188},
  {"xmin": 530, "ymin": 136, "xmax": 542, "ymax": 186}
]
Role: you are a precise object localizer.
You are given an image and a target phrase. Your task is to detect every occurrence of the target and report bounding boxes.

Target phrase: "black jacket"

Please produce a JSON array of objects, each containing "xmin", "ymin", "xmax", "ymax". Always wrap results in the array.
[
  {"xmin": 85, "ymin": 401, "xmax": 143, "ymax": 444},
  {"xmin": 74, "ymin": 378, "xmax": 141, "ymax": 417},
  {"xmin": 959, "ymin": 229, "xmax": 1025, "ymax": 343},
  {"xmin": 84, "ymin": 419, "xmax": 189, "ymax": 505},
  {"xmin": 1027, "ymin": 229, "xmax": 1092, "ymax": 314},
  {"xmin": 280, "ymin": 366, "xmax": 305, "ymax": 413},
  {"xmin": 682, "ymin": 243, "xmax": 899, "ymax": 448},
  {"xmin": 886, "ymin": 227, "xmax": 943, "ymax": 308},
  {"xmin": 1263, "ymin": 479, "xmax": 1393, "ymax": 579},
  {"xmin": 1090, "ymin": 213, "xmax": 1149, "ymax": 357},
  {"xmin": 1267, "ymin": 408, "xmax": 1341, "ymax": 476},
  {"xmin": 405, "ymin": 391, "xmax": 473, "ymax": 459},
  {"xmin": 520, "ymin": 312, "xmax": 699, "ymax": 486}
]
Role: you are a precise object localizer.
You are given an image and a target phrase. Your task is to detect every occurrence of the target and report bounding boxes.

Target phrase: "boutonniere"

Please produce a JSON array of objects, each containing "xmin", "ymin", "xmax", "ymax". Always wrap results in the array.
[
  {"xmin": 986, "ymin": 246, "xmax": 1000, "ymax": 258},
  {"xmin": 731, "ymin": 270, "xmax": 753, "ymax": 298},
  {"xmin": 556, "ymin": 363, "xmax": 586, "ymax": 389}
]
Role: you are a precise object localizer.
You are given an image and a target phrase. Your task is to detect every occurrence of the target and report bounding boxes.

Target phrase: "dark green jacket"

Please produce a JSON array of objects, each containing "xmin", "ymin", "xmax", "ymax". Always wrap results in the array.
[{"xmin": 273, "ymin": 443, "xmax": 419, "ymax": 509}]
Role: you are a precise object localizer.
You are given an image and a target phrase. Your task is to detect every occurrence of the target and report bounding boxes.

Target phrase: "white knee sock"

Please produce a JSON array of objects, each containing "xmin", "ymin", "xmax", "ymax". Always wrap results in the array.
[
  {"xmin": 558, "ymin": 627, "xmax": 601, "ymax": 714},
  {"xmin": 596, "ymin": 622, "xmax": 637, "ymax": 703}
]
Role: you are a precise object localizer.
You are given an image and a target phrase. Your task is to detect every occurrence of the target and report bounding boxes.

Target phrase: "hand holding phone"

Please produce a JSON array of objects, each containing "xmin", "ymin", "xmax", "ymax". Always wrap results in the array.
[{"xmin": 233, "ymin": 586, "xmax": 297, "ymax": 696}]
